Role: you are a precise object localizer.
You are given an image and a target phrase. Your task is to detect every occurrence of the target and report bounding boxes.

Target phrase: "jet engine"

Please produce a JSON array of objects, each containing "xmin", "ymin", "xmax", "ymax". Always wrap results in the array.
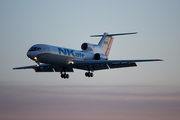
[
  {"xmin": 94, "ymin": 53, "xmax": 108, "ymax": 60},
  {"xmin": 81, "ymin": 43, "xmax": 96, "ymax": 51}
]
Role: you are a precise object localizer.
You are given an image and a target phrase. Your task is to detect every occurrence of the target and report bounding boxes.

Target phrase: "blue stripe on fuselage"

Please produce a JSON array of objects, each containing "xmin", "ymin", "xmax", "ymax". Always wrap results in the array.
[{"xmin": 58, "ymin": 47, "xmax": 85, "ymax": 59}]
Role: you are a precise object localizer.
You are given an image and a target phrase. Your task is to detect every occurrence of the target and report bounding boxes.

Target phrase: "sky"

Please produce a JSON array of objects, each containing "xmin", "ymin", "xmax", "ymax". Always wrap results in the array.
[{"xmin": 0, "ymin": 0, "xmax": 180, "ymax": 120}]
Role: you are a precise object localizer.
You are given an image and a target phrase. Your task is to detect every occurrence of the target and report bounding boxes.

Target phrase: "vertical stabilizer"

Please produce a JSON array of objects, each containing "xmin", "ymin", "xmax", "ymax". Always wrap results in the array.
[{"xmin": 97, "ymin": 33, "xmax": 114, "ymax": 57}]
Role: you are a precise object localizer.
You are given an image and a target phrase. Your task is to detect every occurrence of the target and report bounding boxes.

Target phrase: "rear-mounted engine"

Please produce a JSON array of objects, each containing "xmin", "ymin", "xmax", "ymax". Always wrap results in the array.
[
  {"xmin": 81, "ymin": 43, "xmax": 95, "ymax": 51},
  {"xmin": 94, "ymin": 53, "xmax": 107, "ymax": 60}
]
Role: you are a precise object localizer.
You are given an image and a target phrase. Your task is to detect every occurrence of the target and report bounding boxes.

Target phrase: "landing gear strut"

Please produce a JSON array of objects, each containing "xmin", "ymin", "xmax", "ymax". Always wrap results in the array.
[
  {"xmin": 36, "ymin": 61, "xmax": 40, "ymax": 70},
  {"xmin": 85, "ymin": 72, "xmax": 93, "ymax": 77}
]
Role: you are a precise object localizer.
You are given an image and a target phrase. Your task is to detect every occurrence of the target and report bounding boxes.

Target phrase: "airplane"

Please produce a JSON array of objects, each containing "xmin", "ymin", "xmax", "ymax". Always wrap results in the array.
[{"xmin": 13, "ymin": 32, "xmax": 163, "ymax": 79}]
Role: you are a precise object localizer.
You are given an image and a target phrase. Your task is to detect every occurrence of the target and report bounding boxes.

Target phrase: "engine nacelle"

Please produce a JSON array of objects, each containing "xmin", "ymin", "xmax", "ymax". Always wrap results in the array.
[
  {"xmin": 81, "ymin": 43, "xmax": 96, "ymax": 51},
  {"xmin": 94, "ymin": 53, "xmax": 108, "ymax": 60}
]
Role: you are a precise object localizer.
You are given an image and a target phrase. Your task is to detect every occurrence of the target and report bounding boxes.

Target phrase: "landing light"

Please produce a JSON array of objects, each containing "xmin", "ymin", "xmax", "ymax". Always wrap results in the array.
[
  {"xmin": 34, "ymin": 57, "xmax": 37, "ymax": 60},
  {"xmin": 69, "ymin": 61, "xmax": 74, "ymax": 64}
]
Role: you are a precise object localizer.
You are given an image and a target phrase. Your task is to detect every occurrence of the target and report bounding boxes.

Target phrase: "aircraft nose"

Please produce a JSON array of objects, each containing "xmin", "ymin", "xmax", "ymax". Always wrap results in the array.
[{"xmin": 27, "ymin": 51, "xmax": 34, "ymax": 59}]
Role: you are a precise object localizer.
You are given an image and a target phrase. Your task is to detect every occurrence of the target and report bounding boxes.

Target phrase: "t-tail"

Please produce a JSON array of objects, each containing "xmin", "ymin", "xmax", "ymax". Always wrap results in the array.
[{"xmin": 91, "ymin": 32, "xmax": 137, "ymax": 57}]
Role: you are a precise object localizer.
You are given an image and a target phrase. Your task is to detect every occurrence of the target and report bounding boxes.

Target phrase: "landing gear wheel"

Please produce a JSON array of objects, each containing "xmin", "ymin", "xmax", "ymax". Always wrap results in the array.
[
  {"xmin": 61, "ymin": 74, "xmax": 65, "ymax": 78},
  {"xmin": 85, "ymin": 72, "xmax": 89, "ymax": 77},
  {"xmin": 85, "ymin": 72, "xmax": 93, "ymax": 77},
  {"xmin": 65, "ymin": 74, "xmax": 69, "ymax": 79},
  {"xmin": 61, "ymin": 73, "xmax": 69, "ymax": 79},
  {"xmin": 90, "ymin": 73, "xmax": 93, "ymax": 77}
]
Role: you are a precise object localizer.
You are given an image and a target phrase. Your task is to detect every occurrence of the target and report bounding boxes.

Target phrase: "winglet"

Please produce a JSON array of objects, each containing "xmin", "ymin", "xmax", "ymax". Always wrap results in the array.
[{"xmin": 156, "ymin": 59, "xmax": 163, "ymax": 61}]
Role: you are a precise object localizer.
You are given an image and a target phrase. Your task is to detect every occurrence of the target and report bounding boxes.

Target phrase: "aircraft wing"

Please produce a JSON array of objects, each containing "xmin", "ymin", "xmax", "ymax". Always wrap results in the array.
[
  {"xmin": 13, "ymin": 59, "xmax": 162, "ymax": 72},
  {"xmin": 13, "ymin": 64, "xmax": 55, "ymax": 72},
  {"xmin": 13, "ymin": 64, "xmax": 73, "ymax": 72},
  {"xmin": 13, "ymin": 64, "xmax": 51, "ymax": 69},
  {"xmin": 72, "ymin": 59, "xmax": 163, "ymax": 71}
]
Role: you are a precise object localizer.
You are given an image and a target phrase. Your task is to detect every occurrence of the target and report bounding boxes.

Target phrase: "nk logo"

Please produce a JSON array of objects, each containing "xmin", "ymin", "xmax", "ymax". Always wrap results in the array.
[{"xmin": 58, "ymin": 48, "xmax": 84, "ymax": 58}]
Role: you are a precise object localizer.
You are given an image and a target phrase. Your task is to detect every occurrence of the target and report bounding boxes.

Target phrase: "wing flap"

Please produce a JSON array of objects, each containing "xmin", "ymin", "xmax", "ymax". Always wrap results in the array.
[
  {"xmin": 108, "ymin": 62, "xmax": 137, "ymax": 69},
  {"xmin": 35, "ymin": 67, "xmax": 54, "ymax": 72},
  {"xmin": 54, "ymin": 67, "xmax": 73, "ymax": 72},
  {"xmin": 74, "ymin": 64, "xmax": 109, "ymax": 71},
  {"xmin": 73, "ymin": 59, "xmax": 162, "ymax": 65}
]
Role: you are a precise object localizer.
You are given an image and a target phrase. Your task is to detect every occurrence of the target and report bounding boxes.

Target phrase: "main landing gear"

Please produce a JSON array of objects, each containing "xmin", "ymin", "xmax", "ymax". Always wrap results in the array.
[
  {"xmin": 60, "ymin": 72, "xmax": 93, "ymax": 79},
  {"xmin": 61, "ymin": 72, "xmax": 69, "ymax": 79},
  {"xmin": 85, "ymin": 72, "xmax": 93, "ymax": 77}
]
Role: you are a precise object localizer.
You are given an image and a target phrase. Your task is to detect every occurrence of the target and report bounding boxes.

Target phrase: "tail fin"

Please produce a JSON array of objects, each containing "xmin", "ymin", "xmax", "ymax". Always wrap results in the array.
[
  {"xmin": 98, "ymin": 33, "xmax": 114, "ymax": 57},
  {"xmin": 91, "ymin": 32, "xmax": 137, "ymax": 57}
]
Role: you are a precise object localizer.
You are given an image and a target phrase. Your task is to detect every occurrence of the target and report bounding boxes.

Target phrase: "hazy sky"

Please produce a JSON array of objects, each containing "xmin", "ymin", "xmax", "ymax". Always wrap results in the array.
[{"xmin": 0, "ymin": 0, "xmax": 180, "ymax": 120}]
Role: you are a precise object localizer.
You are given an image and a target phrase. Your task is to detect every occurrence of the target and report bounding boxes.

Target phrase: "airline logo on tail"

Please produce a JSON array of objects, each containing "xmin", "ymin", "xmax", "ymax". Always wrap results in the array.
[
  {"xmin": 105, "ymin": 37, "xmax": 114, "ymax": 57},
  {"xmin": 104, "ymin": 41, "xmax": 108, "ymax": 45}
]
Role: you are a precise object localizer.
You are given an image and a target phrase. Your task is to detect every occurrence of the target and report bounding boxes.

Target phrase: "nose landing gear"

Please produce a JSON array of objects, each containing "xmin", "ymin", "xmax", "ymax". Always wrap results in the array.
[
  {"xmin": 34, "ymin": 57, "xmax": 41, "ymax": 70},
  {"xmin": 35, "ymin": 61, "xmax": 41, "ymax": 70}
]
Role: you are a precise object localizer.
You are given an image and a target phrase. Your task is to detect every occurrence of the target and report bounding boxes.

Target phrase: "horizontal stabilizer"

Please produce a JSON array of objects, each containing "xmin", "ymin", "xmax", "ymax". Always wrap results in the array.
[{"xmin": 91, "ymin": 32, "xmax": 137, "ymax": 37}]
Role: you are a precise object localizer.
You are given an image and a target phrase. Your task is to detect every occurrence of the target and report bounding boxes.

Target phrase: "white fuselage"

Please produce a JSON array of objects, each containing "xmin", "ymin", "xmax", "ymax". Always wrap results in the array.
[{"xmin": 27, "ymin": 44, "xmax": 95, "ymax": 65}]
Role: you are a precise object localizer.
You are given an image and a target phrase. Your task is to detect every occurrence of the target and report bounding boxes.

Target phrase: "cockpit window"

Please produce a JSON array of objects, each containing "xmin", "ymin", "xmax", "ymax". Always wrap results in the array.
[{"xmin": 28, "ymin": 47, "xmax": 41, "ymax": 51}]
